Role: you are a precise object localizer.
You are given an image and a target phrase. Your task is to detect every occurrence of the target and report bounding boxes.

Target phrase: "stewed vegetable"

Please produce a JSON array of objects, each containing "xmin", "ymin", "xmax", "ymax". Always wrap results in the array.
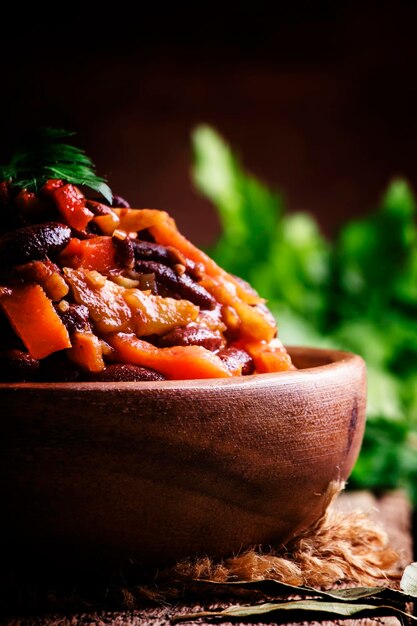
[{"xmin": 0, "ymin": 130, "xmax": 292, "ymax": 381}]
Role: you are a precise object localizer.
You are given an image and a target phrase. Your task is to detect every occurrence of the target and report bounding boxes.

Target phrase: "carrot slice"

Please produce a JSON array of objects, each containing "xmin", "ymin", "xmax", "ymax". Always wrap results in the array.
[
  {"xmin": 244, "ymin": 339, "xmax": 293, "ymax": 373},
  {"xmin": 108, "ymin": 332, "xmax": 232, "ymax": 380},
  {"xmin": 114, "ymin": 208, "xmax": 170, "ymax": 234},
  {"xmin": 0, "ymin": 284, "xmax": 71, "ymax": 359},
  {"xmin": 67, "ymin": 331, "xmax": 105, "ymax": 372},
  {"xmin": 200, "ymin": 276, "xmax": 276, "ymax": 342},
  {"xmin": 45, "ymin": 182, "xmax": 94, "ymax": 231},
  {"xmin": 92, "ymin": 211, "xmax": 120, "ymax": 235},
  {"xmin": 59, "ymin": 237, "xmax": 117, "ymax": 273}
]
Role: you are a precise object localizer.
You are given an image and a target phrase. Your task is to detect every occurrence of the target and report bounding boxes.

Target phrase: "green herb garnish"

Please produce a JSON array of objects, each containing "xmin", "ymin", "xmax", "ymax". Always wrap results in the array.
[{"xmin": 0, "ymin": 128, "xmax": 112, "ymax": 204}]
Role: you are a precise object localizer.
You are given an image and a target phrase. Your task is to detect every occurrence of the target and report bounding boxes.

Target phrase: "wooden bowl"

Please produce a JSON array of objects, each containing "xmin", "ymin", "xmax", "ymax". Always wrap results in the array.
[{"xmin": 0, "ymin": 347, "xmax": 366, "ymax": 575}]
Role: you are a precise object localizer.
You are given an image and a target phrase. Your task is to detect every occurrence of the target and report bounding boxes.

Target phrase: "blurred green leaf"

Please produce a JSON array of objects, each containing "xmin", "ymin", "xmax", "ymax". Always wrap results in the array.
[
  {"xmin": 193, "ymin": 125, "xmax": 282, "ymax": 280},
  {"xmin": 192, "ymin": 126, "xmax": 417, "ymax": 504},
  {"xmin": 350, "ymin": 419, "xmax": 417, "ymax": 502},
  {"xmin": 331, "ymin": 178, "xmax": 417, "ymax": 321},
  {"xmin": 193, "ymin": 127, "xmax": 329, "ymax": 326},
  {"xmin": 366, "ymin": 366, "xmax": 405, "ymax": 422},
  {"xmin": 258, "ymin": 213, "xmax": 330, "ymax": 325},
  {"xmin": 269, "ymin": 305, "xmax": 336, "ymax": 349}
]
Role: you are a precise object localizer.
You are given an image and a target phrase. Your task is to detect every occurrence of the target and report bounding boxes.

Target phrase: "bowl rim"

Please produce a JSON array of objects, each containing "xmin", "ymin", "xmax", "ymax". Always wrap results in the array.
[{"xmin": 0, "ymin": 346, "xmax": 364, "ymax": 391}]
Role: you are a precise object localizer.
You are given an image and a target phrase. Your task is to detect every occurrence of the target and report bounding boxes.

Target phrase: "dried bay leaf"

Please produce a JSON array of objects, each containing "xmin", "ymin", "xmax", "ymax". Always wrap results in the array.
[
  {"xmin": 401, "ymin": 562, "xmax": 417, "ymax": 596},
  {"xmin": 224, "ymin": 600, "xmax": 416, "ymax": 620},
  {"xmin": 196, "ymin": 578, "xmax": 385, "ymax": 601},
  {"xmin": 173, "ymin": 599, "xmax": 417, "ymax": 623}
]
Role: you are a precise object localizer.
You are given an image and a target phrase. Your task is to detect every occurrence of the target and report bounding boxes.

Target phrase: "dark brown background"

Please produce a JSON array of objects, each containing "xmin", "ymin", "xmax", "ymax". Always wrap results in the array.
[{"xmin": 1, "ymin": 1, "xmax": 417, "ymax": 245}]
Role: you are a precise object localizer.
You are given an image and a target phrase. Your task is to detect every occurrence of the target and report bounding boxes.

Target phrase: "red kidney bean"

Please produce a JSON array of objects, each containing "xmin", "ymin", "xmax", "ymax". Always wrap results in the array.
[
  {"xmin": 132, "ymin": 239, "xmax": 175, "ymax": 265},
  {"xmin": 85, "ymin": 200, "xmax": 113, "ymax": 216},
  {"xmin": 158, "ymin": 324, "xmax": 225, "ymax": 351},
  {"xmin": 113, "ymin": 235, "xmax": 135, "ymax": 269},
  {"xmin": 89, "ymin": 363, "xmax": 165, "ymax": 382},
  {"xmin": 135, "ymin": 260, "xmax": 216, "ymax": 310},
  {"xmin": 58, "ymin": 304, "xmax": 91, "ymax": 334},
  {"xmin": 218, "ymin": 346, "xmax": 254, "ymax": 375},
  {"xmin": 0, "ymin": 222, "xmax": 71, "ymax": 267},
  {"xmin": 132, "ymin": 239, "xmax": 201, "ymax": 277}
]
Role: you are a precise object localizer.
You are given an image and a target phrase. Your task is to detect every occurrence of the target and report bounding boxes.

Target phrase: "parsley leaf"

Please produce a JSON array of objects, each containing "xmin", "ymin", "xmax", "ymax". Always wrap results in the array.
[{"xmin": 0, "ymin": 128, "xmax": 112, "ymax": 204}]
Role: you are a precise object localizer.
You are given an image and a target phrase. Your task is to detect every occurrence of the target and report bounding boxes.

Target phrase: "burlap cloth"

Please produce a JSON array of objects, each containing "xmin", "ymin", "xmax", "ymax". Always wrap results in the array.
[{"xmin": 0, "ymin": 482, "xmax": 406, "ymax": 617}]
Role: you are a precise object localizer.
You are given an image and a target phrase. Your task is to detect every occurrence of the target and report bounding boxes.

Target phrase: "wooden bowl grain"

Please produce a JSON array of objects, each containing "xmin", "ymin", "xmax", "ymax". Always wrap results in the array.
[{"xmin": 0, "ymin": 347, "xmax": 366, "ymax": 575}]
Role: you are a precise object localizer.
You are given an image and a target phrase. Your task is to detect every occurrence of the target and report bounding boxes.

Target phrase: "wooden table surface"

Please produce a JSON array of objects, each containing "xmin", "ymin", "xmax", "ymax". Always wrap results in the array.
[{"xmin": 2, "ymin": 491, "xmax": 413, "ymax": 626}]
